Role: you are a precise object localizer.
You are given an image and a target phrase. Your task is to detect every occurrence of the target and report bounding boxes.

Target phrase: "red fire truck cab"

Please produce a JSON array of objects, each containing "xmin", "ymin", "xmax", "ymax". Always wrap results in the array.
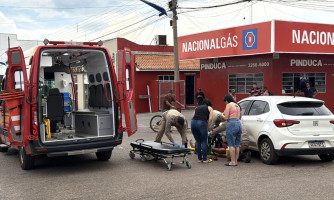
[{"xmin": 0, "ymin": 40, "xmax": 137, "ymax": 170}]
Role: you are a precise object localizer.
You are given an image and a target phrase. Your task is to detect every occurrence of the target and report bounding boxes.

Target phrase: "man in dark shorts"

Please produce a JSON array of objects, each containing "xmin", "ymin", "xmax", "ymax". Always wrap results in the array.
[
  {"xmin": 249, "ymin": 83, "xmax": 261, "ymax": 96},
  {"xmin": 162, "ymin": 89, "xmax": 184, "ymax": 111},
  {"xmin": 195, "ymin": 88, "xmax": 205, "ymax": 106}
]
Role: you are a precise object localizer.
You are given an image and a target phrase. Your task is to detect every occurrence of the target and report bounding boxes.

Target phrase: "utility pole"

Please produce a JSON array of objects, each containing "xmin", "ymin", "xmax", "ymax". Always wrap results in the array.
[
  {"xmin": 170, "ymin": 0, "xmax": 180, "ymax": 82},
  {"xmin": 140, "ymin": 0, "xmax": 183, "ymax": 106},
  {"xmin": 169, "ymin": 0, "xmax": 181, "ymax": 106}
]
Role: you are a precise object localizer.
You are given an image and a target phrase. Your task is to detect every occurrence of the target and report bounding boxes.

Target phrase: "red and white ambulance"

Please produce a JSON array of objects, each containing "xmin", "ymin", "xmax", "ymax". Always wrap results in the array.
[{"xmin": 0, "ymin": 40, "xmax": 137, "ymax": 170}]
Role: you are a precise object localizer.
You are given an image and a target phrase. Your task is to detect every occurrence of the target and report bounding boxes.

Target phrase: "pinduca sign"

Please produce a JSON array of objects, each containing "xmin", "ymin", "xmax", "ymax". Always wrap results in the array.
[
  {"xmin": 290, "ymin": 59, "xmax": 322, "ymax": 67},
  {"xmin": 200, "ymin": 62, "xmax": 227, "ymax": 70}
]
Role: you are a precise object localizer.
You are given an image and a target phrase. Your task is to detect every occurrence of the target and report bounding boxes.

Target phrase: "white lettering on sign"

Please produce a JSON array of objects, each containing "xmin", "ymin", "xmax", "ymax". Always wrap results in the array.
[
  {"xmin": 248, "ymin": 62, "xmax": 269, "ymax": 68},
  {"xmin": 182, "ymin": 34, "xmax": 238, "ymax": 53},
  {"xmin": 292, "ymin": 30, "xmax": 334, "ymax": 45},
  {"xmin": 290, "ymin": 59, "xmax": 322, "ymax": 67},
  {"xmin": 200, "ymin": 63, "xmax": 227, "ymax": 70}
]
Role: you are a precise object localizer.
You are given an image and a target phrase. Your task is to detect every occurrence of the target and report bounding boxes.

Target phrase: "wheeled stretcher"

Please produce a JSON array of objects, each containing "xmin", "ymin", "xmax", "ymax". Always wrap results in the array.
[{"xmin": 129, "ymin": 139, "xmax": 191, "ymax": 171}]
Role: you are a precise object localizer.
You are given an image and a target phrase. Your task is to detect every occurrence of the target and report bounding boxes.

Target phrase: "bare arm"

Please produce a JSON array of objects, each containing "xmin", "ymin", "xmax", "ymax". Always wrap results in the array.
[
  {"xmin": 165, "ymin": 100, "xmax": 175, "ymax": 109},
  {"xmin": 313, "ymin": 88, "xmax": 319, "ymax": 97},
  {"xmin": 175, "ymin": 100, "xmax": 184, "ymax": 107},
  {"xmin": 208, "ymin": 106, "xmax": 213, "ymax": 129},
  {"xmin": 223, "ymin": 104, "xmax": 230, "ymax": 121}
]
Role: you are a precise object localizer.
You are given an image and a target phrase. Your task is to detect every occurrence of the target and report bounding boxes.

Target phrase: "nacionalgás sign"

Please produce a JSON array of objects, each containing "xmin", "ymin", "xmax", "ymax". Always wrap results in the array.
[
  {"xmin": 178, "ymin": 20, "xmax": 334, "ymax": 60},
  {"xmin": 178, "ymin": 22, "xmax": 272, "ymax": 60},
  {"xmin": 292, "ymin": 30, "xmax": 334, "ymax": 46},
  {"xmin": 275, "ymin": 21, "xmax": 334, "ymax": 53},
  {"xmin": 182, "ymin": 34, "xmax": 238, "ymax": 53}
]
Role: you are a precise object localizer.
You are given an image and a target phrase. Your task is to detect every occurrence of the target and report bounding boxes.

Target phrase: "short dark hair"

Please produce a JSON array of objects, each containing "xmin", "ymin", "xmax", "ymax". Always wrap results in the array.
[
  {"xmin": 253, "ymin": 83, "xmax": 257, "ymax": 85},
  {"xmin": 176, "ymin": 116, "xmax": 185, "ymax": 126},
  {"xmin": 263, "ymin": 86, "xmax": 267, "ymax": 90},
  {"xmin": 168, "ymin": 89, "xmax": 173, "ymax": 93},
  {"xmin": 203, "ymin": 98, "xmax": 212, "ymax": 107},
  {"xmin": 223, "ymin": 95, "xmax": 235, "ymax": 103}
]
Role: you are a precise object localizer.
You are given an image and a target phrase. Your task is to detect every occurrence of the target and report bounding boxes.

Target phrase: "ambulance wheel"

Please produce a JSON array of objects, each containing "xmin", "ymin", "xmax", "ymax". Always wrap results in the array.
[
  {"xmin": 318, "ymin": 154, "xmax": 334, "ymax": 162},
  {"xmin": 129, "ymin": 152, "xmax": 135, "ymax": 159},
  {"xmin": 186, "ymin": 161, "xmax": 191, "ymax": 169},
  {"xmin": 0, "ymin": 145, "xmax": 9, "ymax": 152},
  {"xmin": 96, "ymin": 151, "xmax": 112, "ymax": 161},
  {"xmin": 19, "ymin": 147, "xmax": 35, "ymax": 170}
]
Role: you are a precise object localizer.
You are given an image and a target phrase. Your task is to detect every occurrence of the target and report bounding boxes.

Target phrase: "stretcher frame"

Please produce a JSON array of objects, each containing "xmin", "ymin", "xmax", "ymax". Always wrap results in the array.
[{"xmin": 129, "ymin": 139, "xmax": 191, "ymax": 171}]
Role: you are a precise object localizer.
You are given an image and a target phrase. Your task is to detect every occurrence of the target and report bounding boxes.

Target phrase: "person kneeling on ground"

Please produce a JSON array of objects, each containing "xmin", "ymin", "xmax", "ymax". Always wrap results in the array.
[
  {"xmin": 210, "ymin": 121, "xmax": 251, "ymax": 163},
  {"xmin": 155, "ymin": 109, "xmax": 187, "ymax": 148},
  {"xmin": 208, "ymin": 110, "xmax": 225, "ymax": 137}
]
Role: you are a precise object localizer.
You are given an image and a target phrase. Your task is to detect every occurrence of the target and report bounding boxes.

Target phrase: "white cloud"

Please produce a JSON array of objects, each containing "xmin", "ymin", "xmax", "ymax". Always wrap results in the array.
[{"xmin": 0, "ymin": 11, "xmax": 17, "ymax": 34}]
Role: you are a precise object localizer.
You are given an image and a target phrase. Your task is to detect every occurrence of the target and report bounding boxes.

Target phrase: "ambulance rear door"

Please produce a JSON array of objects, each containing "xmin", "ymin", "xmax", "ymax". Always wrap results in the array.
[
  {"xmin": 121, "ymin": 49, "xmax": 137, "ymax": 136},
  {"xmin": 6, "ymin": 47, "xmax": 31, "ymax": 144}
]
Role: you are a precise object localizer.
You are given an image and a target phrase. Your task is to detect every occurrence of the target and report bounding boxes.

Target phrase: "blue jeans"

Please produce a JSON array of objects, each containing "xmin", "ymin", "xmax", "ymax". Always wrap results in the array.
[
  {"xmin": 191, "ymin": 119, "xmax": 208, "ymax": 161},
  {"xmin": 226, "ymin": 118, "xmax": 242, "ymax": 147}
]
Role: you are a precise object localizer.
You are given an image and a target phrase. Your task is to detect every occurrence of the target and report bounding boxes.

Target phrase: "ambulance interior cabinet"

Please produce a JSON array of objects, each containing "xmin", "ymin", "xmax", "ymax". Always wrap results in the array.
[{"xmin": 74, "ymin": 111, "xmax": 113, "ymax": 136}]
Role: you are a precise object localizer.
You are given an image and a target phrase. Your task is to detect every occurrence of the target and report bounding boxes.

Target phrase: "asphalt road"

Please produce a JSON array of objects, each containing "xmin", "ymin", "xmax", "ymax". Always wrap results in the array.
[{"xmin": 0, "ymin": 109, "xmax": 334, "ymax": 200}]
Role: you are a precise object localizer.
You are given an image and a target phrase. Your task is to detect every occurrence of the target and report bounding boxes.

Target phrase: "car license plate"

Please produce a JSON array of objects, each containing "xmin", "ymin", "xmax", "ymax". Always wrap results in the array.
[{"xmin": 308, "ymin": 141, "xmax": 325, "ymax": 148}]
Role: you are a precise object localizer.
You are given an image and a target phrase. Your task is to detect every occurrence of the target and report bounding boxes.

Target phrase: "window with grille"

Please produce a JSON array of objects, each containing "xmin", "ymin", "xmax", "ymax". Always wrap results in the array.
[
  {"xmin": 282, "ymin": 72, "xmax": 326, "ymax": 94},
  {"xmin": 158, "ymin": 75, "xmax": 174, "ymax": 81},
  {"xmin": 228, "ymin": 73, "xmax": 263, "ymax": 94}
]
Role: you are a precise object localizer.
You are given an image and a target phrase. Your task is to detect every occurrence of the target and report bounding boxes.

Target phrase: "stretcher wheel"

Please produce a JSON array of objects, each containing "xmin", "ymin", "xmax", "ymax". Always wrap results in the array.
[
  {"xmin": 140, "ymin": 155, "xmax": 147, "ymax": 161},
  {"xmin": 129, "ymin": 152, "xmax": 135, "ymax": 159},
  {"xmin": 167, "ymin": 163, "xmax": 172, "ymax": 171},
  {"xmin": 186, "ymin": 161, "xmax": 191, "ymax": 169}
]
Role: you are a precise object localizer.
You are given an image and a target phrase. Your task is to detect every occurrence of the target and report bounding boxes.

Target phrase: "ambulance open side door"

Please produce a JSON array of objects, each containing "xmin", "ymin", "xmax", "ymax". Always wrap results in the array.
[
  {"xmin": 6, "ymin": 47, "xmax": 31, "ymax": 145},
  {"xmin": 121, "ymin": 49, "xmax": 137, "ymax": 137}
]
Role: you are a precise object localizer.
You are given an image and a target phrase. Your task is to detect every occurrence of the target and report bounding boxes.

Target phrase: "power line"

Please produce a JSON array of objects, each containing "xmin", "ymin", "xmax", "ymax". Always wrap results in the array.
[
  {"xmin": 46, "ymin": 1, "xmax": 152, "ymax": 40},
  {"xmin": 89, "ymin": 14, "xmax": 158, "ymax": 41},
  {"xmin": 178, "ymin": 0, "xmax": 249, "ymax": 10},
  {"xmin": 0, "ymin": 4, "xmax": 143, "ymax": 10}
]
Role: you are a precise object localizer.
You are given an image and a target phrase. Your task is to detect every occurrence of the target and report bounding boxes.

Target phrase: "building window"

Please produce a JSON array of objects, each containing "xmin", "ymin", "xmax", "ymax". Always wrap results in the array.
[
  {"xmin": 158, "ymin": 75, "xmax": 174, "ymax": 81},
  {"xmin": 282, "ymin": 73, "xmax": 326, "ymax": 94},
  {"xmin": 228, "ymin": 73, "xmax": 263, "ymax": 94}
]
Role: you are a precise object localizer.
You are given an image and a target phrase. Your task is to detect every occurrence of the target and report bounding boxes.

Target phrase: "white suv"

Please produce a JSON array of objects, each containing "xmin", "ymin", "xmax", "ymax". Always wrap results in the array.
[{"xmin": 238, "ymin": 96, "xmax": 334, "ymax": 164}]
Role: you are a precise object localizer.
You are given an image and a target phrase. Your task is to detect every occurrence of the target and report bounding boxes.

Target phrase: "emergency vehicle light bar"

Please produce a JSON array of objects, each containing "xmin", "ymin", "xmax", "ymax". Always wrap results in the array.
[{"xmin": 43, "ymin": 39, "xmax": 103, "ymax": 46}]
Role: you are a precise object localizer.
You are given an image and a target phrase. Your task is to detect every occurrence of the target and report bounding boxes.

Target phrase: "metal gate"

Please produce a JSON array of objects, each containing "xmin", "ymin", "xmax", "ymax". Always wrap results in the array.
[{"xmin": 158, "ymin": 80, "xmax": 185, "ymax": 111}]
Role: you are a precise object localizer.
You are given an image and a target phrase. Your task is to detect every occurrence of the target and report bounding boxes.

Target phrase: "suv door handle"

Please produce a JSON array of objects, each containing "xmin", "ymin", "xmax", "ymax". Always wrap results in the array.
[{"xmin": 257, "ymin": 118, "xmax": 263, "ymax": 122}]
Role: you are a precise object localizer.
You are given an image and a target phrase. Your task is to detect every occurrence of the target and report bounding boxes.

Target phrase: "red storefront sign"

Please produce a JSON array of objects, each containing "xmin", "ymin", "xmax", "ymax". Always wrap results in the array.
[
  {"xmin": 179, "ymin": 20, "xmax": 334, "ymax": 60},
  {"xmin": 178, "ymin": 22, "xmax": 272, "ymax": 60},
  {"xmin": 274, "ymin": 20, "xmax": 334, "ymax": 53}
]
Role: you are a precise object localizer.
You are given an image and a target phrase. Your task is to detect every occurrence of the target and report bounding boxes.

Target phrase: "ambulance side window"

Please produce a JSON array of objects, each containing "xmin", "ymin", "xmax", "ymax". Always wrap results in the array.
[
  {"xmin": 125, "ymin": 68, "xmax": 130, "ymax": 91},
  {"xmin": 14, "ymin": 70, "xmax": 24, "ymax": 91},
  {"xmin": 1, "ymin": 77, "xmax": 5, "ymax": 90}
]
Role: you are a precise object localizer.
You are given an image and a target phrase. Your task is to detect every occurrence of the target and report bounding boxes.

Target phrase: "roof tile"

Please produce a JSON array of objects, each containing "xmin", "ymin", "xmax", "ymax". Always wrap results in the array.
[{"xmin": 135, "ymin": 54, "xmax": 199, "ymax": 70}]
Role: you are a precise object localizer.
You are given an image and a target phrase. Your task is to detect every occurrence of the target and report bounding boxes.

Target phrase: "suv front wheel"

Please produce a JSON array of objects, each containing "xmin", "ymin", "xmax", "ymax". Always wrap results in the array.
[{"xmin": 259, "ymin": 138, "xmax": 278, "ymax": 165}]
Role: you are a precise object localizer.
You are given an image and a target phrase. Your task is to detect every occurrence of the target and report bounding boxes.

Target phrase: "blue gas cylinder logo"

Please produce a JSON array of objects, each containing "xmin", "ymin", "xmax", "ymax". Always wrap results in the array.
[{"xmin": 242, "ymin": 28, "xmax": 258, "ymax": 50}]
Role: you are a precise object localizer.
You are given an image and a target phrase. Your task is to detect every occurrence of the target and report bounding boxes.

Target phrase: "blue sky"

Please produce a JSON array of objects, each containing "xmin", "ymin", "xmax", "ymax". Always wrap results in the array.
[{"xmin": 1, "ymin": 0, "xmax": 334, "ymax": 45}]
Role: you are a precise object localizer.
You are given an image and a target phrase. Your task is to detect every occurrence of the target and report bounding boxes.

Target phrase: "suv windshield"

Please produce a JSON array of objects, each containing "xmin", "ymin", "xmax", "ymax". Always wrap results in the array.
[{"xmin": 277, "ymin": 102, "xmax": 332, "ymax": 116}]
